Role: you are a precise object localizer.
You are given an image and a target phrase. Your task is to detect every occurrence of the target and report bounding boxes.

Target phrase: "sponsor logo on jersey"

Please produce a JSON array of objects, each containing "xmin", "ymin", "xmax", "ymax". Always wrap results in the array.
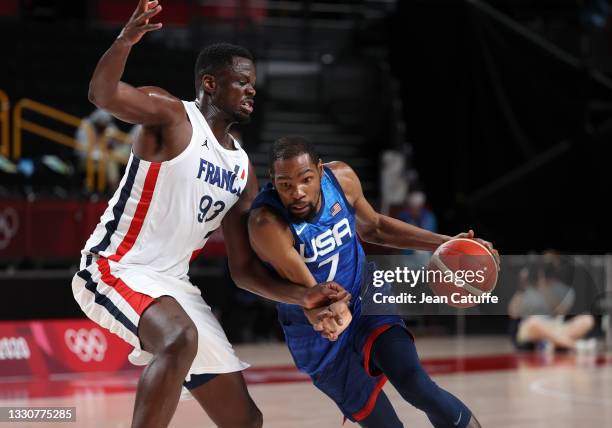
[
  {"xmin": 298, "ymin": 217, "xmax": 352, "ymax": 262},
  {"xmin": 295, "ymin": 224, "xmax": 307, "ymax": 235},
  {"xmin": 196, "ymin": 159, "xmax": 243, "ymax": 196}
]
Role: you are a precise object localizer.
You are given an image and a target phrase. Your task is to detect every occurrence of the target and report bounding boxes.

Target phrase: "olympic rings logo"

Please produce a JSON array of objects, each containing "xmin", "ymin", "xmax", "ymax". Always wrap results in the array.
[
  {"xmin": 64, "ymin": 328, "xmax": 108, "ymax": 362},
  {"xmin": 0, "ymin": 208, "xmax": 19, "ymax": 250}
]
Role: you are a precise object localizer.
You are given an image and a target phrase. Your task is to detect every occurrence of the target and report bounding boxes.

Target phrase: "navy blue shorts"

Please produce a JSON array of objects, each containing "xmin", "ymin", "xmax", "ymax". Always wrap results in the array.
[
  {"xmin": 309, "ymin": 314, "xmax": 407, "ymax": 422},
  {"xmin": 281, "ymin": 262, "xmax": 407, "ymax": 421}
]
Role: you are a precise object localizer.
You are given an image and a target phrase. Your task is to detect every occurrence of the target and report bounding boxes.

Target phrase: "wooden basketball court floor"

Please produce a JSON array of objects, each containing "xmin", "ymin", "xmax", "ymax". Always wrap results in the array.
[{"xmin": 1, "ymin": 336, "xmax": 610, "ymax": 427}]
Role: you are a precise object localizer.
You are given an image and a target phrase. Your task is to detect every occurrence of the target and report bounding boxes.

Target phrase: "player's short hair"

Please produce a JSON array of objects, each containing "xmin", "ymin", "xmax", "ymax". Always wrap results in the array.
[
  {"xmin": 269, "ymin": 136, "xmax": 321, "ymax": 172},
  {"xmin": 194, "ymin": 43, "xmax": 254, "ymax": 92}
]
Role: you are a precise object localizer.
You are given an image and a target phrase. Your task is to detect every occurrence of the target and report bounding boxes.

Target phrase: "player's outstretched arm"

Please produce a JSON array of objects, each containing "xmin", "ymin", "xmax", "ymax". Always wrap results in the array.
[
  {"xmin": 222, "ymin": 164, "xmax": 350, "ymax": 309},
  {"xmin": 88, "ymin": 0, "xmax": 184, "ymax": 126},
  {"xmin": 328, "ymin": 161, "xmax": 499, "ymax": 260},
  {"xmin": 328, "ymin": 161, "xmax": 450, "ymax": 251}
]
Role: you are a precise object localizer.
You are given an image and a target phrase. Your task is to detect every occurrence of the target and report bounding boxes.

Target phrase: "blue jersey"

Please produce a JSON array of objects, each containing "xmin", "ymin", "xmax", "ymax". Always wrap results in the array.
[
  {"xmin": 252, "ymin": 166, "xmax": 371, "ymax": 375},
  {"xmin": 252, "ymin": 165, "xmax": 408, "ymax": 421},
  {"xmin": 252, "ymin": 165, "xmax": 365, "ymax": 296}
]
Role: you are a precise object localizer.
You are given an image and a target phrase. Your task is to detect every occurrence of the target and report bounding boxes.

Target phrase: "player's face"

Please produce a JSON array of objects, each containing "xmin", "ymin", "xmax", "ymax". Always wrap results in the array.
[
  {"xmin": 272, "ymin": 154, "xmax": 323, "ymax": 221},
  {"xmin": 215, "ymin": 57, "xmax": 256, "ymax": 124}
]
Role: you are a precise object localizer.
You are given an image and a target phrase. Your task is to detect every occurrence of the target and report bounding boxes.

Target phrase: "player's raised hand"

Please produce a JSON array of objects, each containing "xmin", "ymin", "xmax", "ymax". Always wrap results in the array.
[
  {"xmin": 452, "ymin": 229, "xmax": 501, "ymax": 270},
  {"xmin": 117, "ymin": 0, "xmax": 163, "ymax": 46},
  {"xmin": 302, "ymin": 281, "xmax": 351, "ymax": 310}
]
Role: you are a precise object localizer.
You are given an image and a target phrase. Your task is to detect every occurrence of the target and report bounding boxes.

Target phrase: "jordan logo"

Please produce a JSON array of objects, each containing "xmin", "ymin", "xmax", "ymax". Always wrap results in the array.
[{"xmin": 202, "ymin": 139, "xmax": 209, "ymax": 149}]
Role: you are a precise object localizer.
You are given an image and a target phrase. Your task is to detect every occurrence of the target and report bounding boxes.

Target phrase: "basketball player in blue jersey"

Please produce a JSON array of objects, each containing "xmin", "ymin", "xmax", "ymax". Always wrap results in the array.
[
  {"xmin": 249, "ymin": 136, "xmax": 500, "ymax": 427},
  {"xmin": 77, "ymin": 2, "xmax": 349, "ymax": 427}
]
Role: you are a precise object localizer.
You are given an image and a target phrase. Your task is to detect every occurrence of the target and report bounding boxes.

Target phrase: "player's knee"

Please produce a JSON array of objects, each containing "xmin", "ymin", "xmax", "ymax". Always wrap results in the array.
[
  {"xmin": 162, "ymin": 323, "xmax": 198, "ymax": 361},
  {"xmin": 397, "ymin": 367, "xmax": 440, "ymax": 408}
]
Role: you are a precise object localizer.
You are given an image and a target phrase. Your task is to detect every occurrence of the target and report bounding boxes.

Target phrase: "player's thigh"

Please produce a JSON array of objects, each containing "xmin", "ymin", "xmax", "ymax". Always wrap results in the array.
[
  {"xmin": 189, "ymin": 371, "xmax": 262, "ymax": 428},
  {"xmin": 138, "ymin": 295, "xmax": 198, "ymax": 355}
]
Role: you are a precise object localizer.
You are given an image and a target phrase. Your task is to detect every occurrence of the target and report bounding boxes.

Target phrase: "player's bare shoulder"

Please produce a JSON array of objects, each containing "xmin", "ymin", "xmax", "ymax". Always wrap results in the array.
[
  {"xmin": 248, "ymin": 205, "xmax": 294, "ymax": 258},
  {"xmin": 324, "ymin": 161, "xmax": 362, "ymax": 205},
  {"xmin": 249, "ymin": 205, "xmax": 289, "ymax": 233},
  {"xmin": 137, "ymin": 86, "xmax": 181, "ymax": 103}
]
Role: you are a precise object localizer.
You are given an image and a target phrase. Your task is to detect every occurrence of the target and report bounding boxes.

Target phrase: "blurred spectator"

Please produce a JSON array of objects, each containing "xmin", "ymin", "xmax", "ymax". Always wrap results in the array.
[
  {"xmin": 581, "ymin": 0, "xmax": 610, "ymax": 31},
  {"xmin": 75, "ymin": 109, "xmax": 130, "ymax": 191},
  {"xmin": 508, "ymin": 254, "xmax": 595, "ymax": 351},
  {"xmin": 396, "ymin": 191, "xmax": 437, "ymax": 263},
  {"xmin": 380, "ymin": 150, "xmax": 408, "ymax": 214}
]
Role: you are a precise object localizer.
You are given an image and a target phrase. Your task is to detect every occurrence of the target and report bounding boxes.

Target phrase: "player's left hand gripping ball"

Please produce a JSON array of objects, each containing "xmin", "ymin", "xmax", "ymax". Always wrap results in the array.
[{"xmin": 452, "ymin": 229, "xmax": 500, "ymax": 270}]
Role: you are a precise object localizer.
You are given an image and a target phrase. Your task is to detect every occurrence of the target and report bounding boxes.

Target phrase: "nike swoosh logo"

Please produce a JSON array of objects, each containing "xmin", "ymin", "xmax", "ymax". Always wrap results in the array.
[
  {"xmin": 295, "ymin": 224, "xmax": 307, "ymax": 235},
  {"xmin": 453, "ymin": 411, "xmax": 462, "ymax": 426}
]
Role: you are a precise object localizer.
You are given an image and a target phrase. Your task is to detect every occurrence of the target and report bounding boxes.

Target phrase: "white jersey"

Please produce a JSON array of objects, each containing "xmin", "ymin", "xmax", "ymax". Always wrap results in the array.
[{"xmin": 81, "ymin": 101, "xmax": 249, "ymax": 278}]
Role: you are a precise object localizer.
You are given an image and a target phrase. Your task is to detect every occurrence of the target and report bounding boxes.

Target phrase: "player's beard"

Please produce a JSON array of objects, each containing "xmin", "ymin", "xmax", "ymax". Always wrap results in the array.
[{"xmin": 289, "ymin": 191, "xmax": 321, "ymax": 223}]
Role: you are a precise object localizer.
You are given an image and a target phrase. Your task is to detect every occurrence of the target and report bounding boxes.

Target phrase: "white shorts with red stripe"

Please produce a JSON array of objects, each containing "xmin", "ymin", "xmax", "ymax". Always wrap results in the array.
[{"xmin": 72, "ymin": 255, "xmax": 249, "ymax": 391}]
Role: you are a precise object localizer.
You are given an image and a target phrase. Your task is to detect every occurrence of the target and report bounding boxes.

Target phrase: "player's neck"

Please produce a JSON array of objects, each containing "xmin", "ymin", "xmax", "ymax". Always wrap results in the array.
[{"xmin": 201, "ymin": 104, "xmax": 237, "ymax": 150}]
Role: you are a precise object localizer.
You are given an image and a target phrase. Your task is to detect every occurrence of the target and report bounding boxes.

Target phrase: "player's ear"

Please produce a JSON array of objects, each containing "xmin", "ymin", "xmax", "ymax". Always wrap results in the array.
[
  {"xmin": 202, "ymin": 74, "xmax": 216, "ymax": 95},
  {"xmin": 317, "ymin": 160, "xmax": 323, "ymax": 177}
]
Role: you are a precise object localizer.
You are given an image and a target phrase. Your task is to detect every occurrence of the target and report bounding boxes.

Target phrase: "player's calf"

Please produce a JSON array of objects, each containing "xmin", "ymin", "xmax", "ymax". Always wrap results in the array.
[
  {"xmin": 371, "ymin": 326, "xmax": 474, "ymax": 428},
  {"xmin": 189, "ymin": 372, "xmax": 263, "ymax": 428},
  {"xmin": 358, "ymin": 391, "xmax": 404, "ymax": 428}
]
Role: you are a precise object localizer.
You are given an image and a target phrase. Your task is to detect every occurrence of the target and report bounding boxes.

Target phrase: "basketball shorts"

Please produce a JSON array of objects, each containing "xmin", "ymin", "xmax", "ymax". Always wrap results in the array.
[
  {"xmin": 308, "ymin": 315, "xmax": 407, "ymax": 422},
  {"xmin": 71, "ymin": 254, "xmax": 249, "ymax": 397}
]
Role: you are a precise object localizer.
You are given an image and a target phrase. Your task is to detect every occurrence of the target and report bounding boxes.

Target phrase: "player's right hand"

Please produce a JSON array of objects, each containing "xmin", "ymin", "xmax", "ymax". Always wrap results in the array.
[
  {"xmin": 302, "ymin": 281, "xmax": 351, "ymax": 310},
  {"xmin": 117, "ymin": 0, "xmax": 163, "ymax": 46}
]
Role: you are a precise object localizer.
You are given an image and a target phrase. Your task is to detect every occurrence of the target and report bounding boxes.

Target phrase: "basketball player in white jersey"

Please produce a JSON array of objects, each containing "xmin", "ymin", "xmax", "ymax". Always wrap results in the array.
[{"xmin": 71, "ymin": 1, "xmax": 349, "ymax": 427}]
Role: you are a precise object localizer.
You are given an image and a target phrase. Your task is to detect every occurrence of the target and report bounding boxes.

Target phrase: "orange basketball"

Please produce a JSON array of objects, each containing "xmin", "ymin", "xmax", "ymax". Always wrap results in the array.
[{"xmin": 427, "ymin": 238, "xmax": 498, "ymax": 308}]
